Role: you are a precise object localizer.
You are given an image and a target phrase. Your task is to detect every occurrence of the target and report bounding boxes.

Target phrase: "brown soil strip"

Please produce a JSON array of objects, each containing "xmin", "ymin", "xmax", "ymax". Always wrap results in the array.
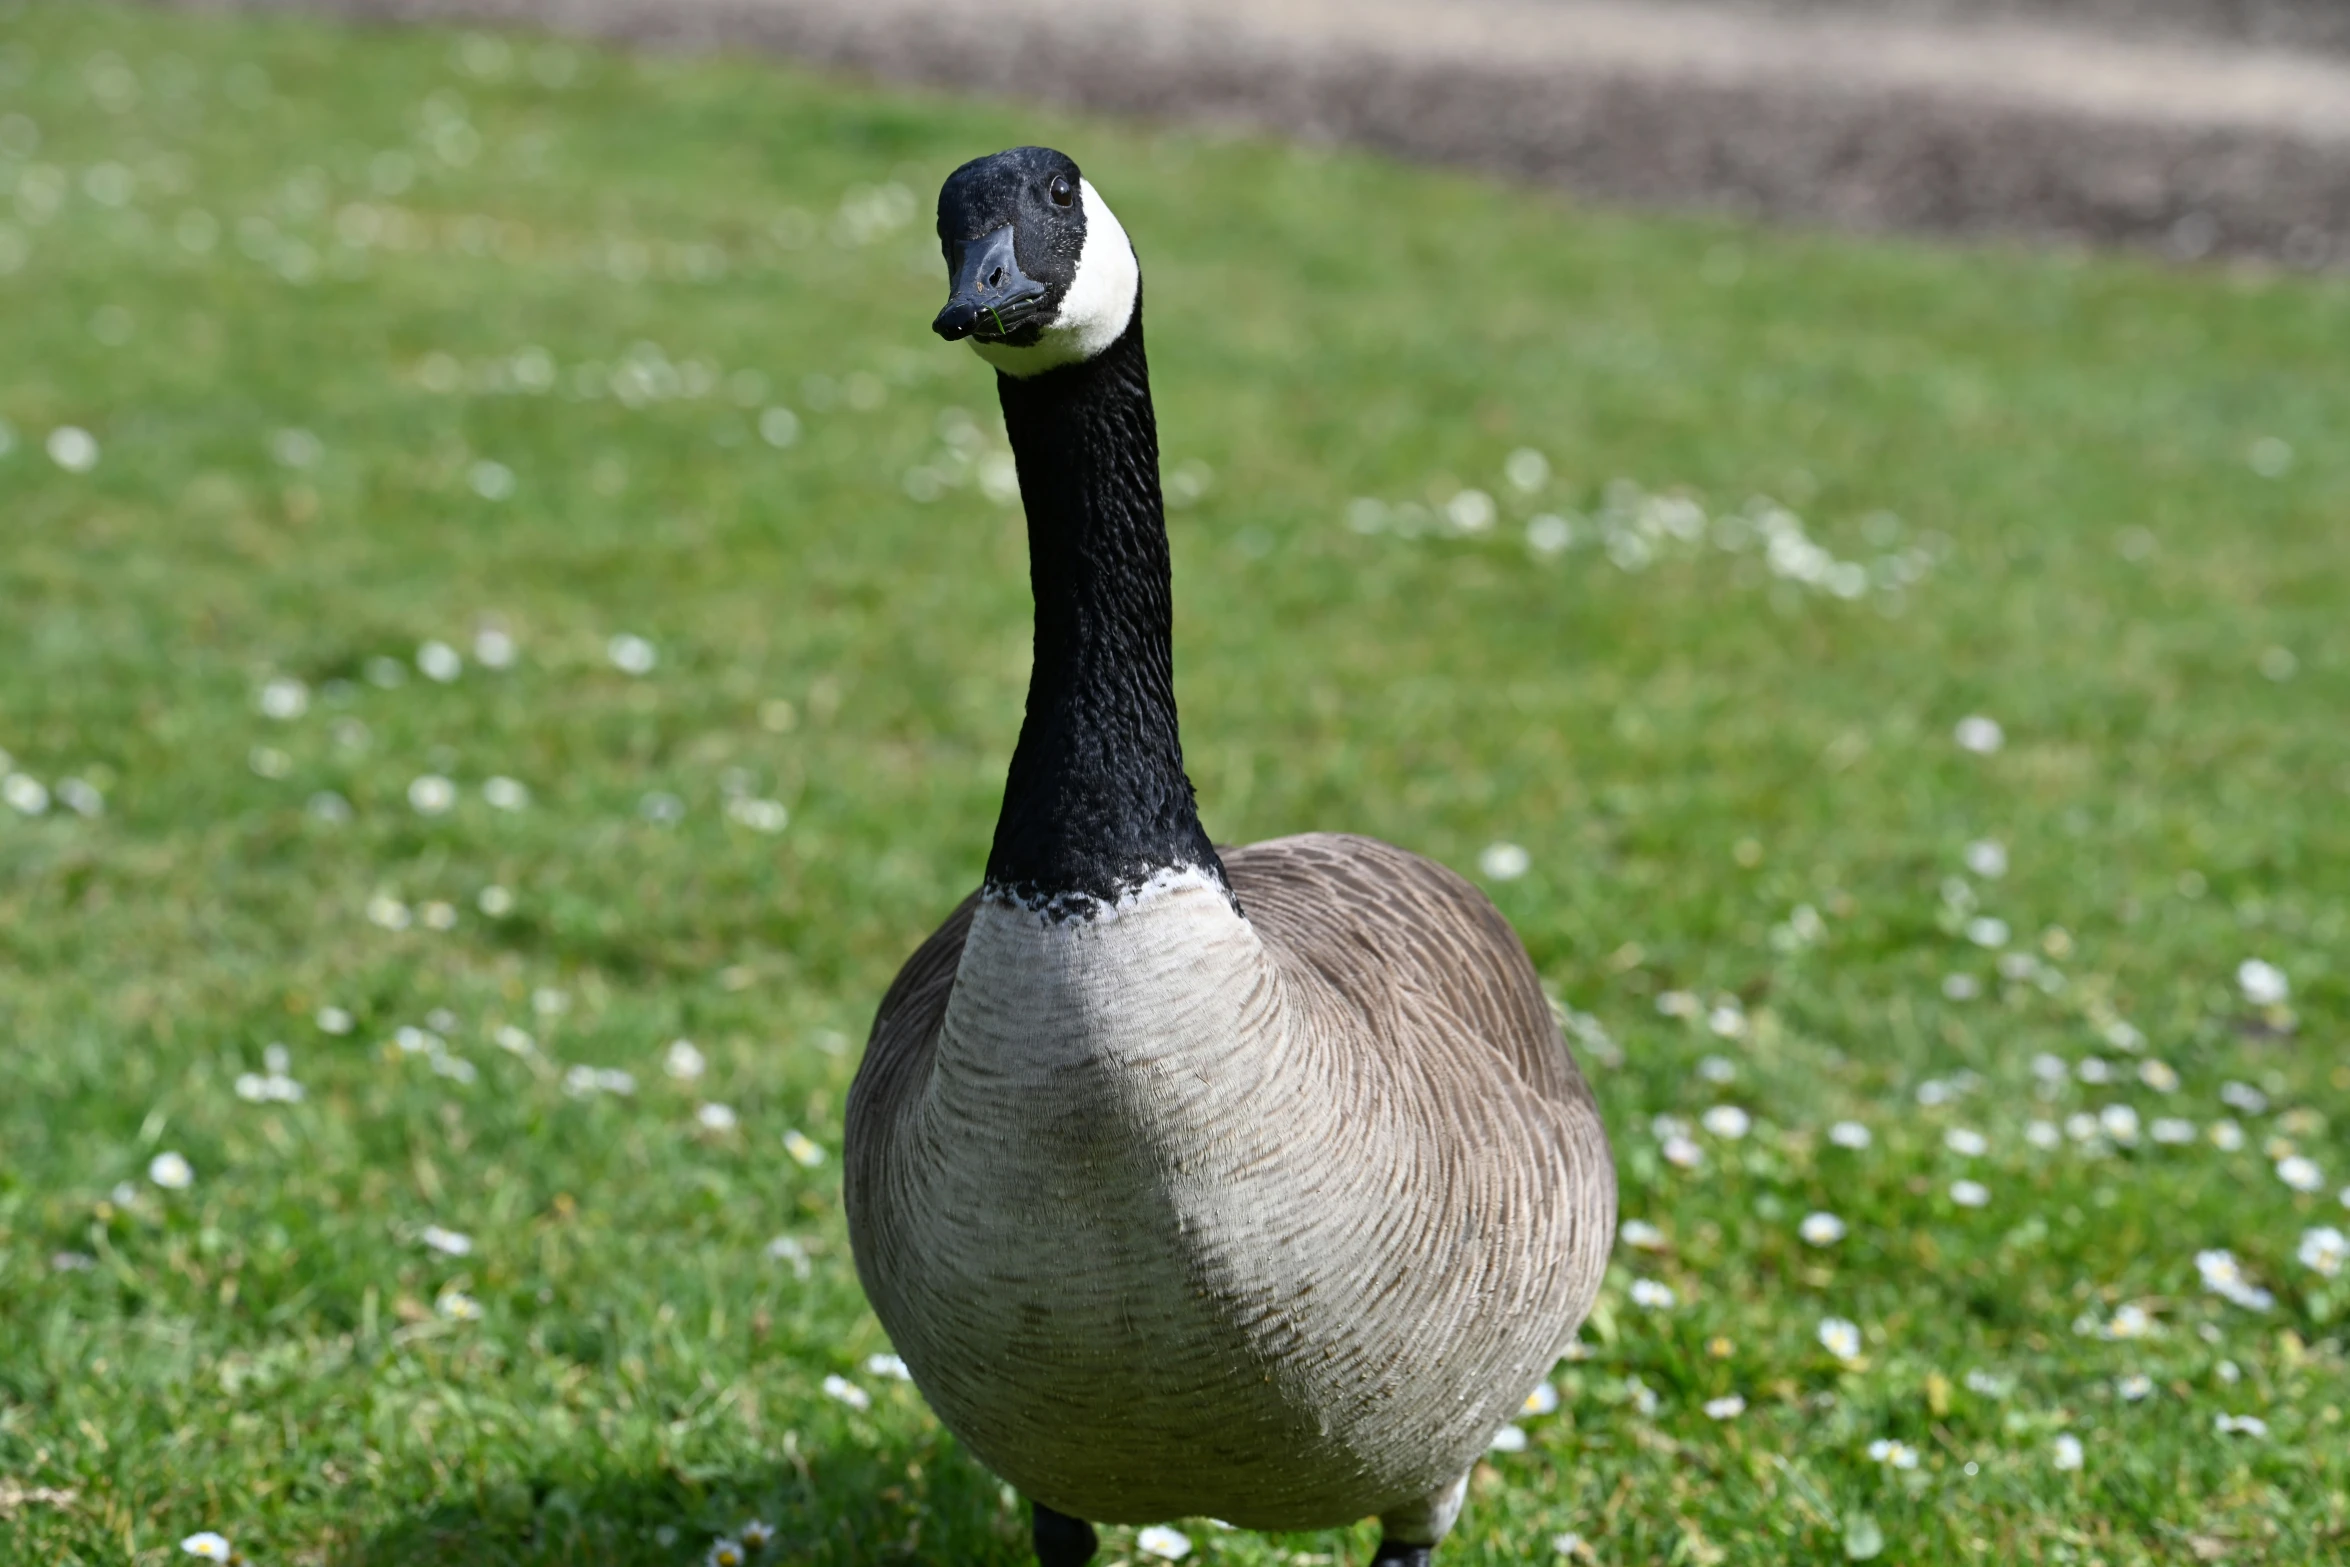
[{"xmin": 158, "ymin": 0, "xmax": 2350, "ymax": 266}]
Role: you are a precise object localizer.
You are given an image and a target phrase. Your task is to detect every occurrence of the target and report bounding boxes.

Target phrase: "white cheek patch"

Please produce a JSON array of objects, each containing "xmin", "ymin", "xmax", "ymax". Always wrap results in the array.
[{"xmin": 972, "ymin": 178, "xmax": 1140, "ymax": 378}]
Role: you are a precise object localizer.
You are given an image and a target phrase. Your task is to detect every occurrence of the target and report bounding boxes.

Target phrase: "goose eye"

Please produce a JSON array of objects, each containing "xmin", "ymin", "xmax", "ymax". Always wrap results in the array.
[{"xmin": 1049, "ymin": 175, "xmax": 1074, "ymax": 208}]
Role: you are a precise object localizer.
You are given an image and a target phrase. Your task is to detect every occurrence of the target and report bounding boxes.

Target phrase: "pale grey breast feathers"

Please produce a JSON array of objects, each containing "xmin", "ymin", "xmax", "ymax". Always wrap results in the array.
[
  {"xmin": 852, "ymin": 832, "xmax": 1602, "ymax": 1125},
  {"xmin": 843, "ymin": 832, "xmax": 1616, "ymax": 1524}
]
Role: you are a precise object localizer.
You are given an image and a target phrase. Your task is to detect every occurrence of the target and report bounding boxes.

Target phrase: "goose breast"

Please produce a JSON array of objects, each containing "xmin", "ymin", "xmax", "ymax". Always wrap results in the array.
[{"xmin": 845, "ymin": 833, "xmax": 1615, "ymax": 1529}]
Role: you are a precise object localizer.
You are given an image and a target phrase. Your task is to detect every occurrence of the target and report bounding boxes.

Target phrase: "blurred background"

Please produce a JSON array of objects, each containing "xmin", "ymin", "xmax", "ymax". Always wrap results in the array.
[
  {"xmin": 2, "ymin": 1, "xmax": 2344, "ymax": 1564},
  {"xmin": 173, "ymin": 0, "xmax": 2350, "ymax": 267}
]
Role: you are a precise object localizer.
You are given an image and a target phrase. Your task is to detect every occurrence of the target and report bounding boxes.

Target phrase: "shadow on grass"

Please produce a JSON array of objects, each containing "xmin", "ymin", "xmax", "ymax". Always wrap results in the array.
[{"xmin": 341, "ymin": 1427, "xmax": 1030, "ymax": 1566}]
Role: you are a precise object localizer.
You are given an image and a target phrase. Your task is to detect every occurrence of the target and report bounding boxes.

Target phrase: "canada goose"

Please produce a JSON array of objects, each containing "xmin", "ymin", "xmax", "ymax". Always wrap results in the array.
[{"xmin": 844, "ymin": 147, "xmax": 1616, "ymax": 1565}]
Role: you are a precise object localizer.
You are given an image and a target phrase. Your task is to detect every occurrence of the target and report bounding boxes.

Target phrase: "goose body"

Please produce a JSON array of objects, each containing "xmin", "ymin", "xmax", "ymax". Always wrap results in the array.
[{"xmin": 845, "ymin": 148, "xmax": 1615, "ymax": 1562}]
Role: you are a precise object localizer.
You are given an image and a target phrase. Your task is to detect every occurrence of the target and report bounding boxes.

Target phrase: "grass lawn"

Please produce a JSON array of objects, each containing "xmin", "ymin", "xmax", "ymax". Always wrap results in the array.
[{"xmin": 4, "ymin": 3, "xmax": 2349, "ymax": 1562}]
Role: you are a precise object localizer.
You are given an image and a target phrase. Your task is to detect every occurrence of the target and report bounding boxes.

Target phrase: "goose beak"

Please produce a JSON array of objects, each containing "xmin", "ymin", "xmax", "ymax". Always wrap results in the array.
[{"xmin": 934, "ymin": 225, "xmax": 1048, "ymax": 342}]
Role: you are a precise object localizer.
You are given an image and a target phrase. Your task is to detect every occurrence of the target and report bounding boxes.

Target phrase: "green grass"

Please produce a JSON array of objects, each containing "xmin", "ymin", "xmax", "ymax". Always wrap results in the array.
[{"xmin": 3, "ymin": 3, "xmax": 2348, "ymax": 1563}]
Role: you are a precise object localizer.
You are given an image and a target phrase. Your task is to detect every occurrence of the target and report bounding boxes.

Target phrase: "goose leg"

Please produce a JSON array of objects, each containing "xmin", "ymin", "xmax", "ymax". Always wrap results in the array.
[
  {"xmin": 1372, "ymin": 1469, "xmax": 1470, "ymax": 1564},
  {"xmin": 1032, "ymin": 1500, "xmax": 1098, "ymax": 1566}
]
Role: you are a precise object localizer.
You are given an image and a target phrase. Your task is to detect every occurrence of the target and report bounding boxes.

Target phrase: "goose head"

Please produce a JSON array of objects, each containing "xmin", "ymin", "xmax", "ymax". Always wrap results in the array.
[{"xmin": 933, "ymin": 146, "xmax": 1140, "ymax": 378}]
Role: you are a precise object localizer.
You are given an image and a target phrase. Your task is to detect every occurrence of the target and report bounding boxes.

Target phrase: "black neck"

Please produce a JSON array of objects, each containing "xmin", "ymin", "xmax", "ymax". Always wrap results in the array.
[{"xmin": 983, "ymin": 300, "xmax": 1226, "ymax": 917}]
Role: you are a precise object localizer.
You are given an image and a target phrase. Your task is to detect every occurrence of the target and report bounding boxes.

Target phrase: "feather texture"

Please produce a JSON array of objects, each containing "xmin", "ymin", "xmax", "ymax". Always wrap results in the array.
[{"xmin": 845, "ymin": 833, "xmax": 1615, "ymax": 1531}]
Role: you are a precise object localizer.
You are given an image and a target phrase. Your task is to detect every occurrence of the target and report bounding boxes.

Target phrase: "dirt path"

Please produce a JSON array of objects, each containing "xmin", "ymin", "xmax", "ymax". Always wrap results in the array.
[{"xmin": 164, "ymin": 0, "xmax": 2350, "ymax": 266}]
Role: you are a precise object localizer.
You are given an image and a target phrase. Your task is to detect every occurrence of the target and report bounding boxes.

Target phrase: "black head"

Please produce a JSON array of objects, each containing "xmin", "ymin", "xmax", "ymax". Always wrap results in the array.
[{"xmin": 933, "ymin": 146, "xmax": 1140, "ymax": 376}]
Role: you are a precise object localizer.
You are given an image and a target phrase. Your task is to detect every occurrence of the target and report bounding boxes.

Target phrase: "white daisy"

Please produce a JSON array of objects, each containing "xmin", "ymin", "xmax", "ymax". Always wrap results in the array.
[
  {"xmin": 1827, "ymin": 1121, "xmax": 1872, "ymax": 1150},
  {"xmin": 2219, "ymin": 1081, "xmax": 2269, "ymax": 1115},
  {"xmin": 5, "ymin": 772, "xmax": 53, "ymax": 815},
  {"xmin": 2236, "ymin": 959, "xmax": 2289, "ymax": 1006},
  {"xmin": 1962, "ymin": 839, "xmax": 2007, "ymax": 878},
  {"xmin": 1865, "ymin": 1438, "xmax": 1918, "ymax": 1469},
  {"xmin": 726, "ymin": 797, "xmax": 789, "ymax": 832},
  {"xmin": 416, "ymin": 640, "xmax": 463, "ymax": 682},
  {"xmin": 1136, "ymin": 1524, "xmax": 1192, "ymax": 1560},
  {"xmin": 1798, "ymin": 1212, "xmax": 1847, "ymax": 1247},
  {"xmin": 47, "ymin": 425, "xmax": 99, "ymax": 472},
  {"xmin": 2297, "ymin": 1227, "xmax": 2346, "ymax": 1277},
  {"xmin": 474, "ymin": 627, "xmax": 518, "ymax": 668},
  {"xmin": 1944, "ymin": 1127, "xmax": 1988, "ymax": 1157},
  {"xmin": 1700, "ymin": 1105, "xmax": 1751, "ymax": 1140},
  {"xmin": 180, "ymin": 1533, "xmax": 233, "ymax": 1561},
  {"xmin": 1818, "ymin": 1316, "xmax": 1862, "ymax": 1361},
  {"xmin": 1619, "ymin": 1219, "xmax": 1667, "ymax": 1250},
  {"xmin": 783, "ymin": 1130, "xmax": 826, "ymax": 1167},
  {"xmin": 1628, "ymin": 1279, "xmax": 1676, "ymax": 1311},
  {"xmin": 664, "ymin": 1039, "xmax": 707, "ymax": 1079},
  {"xmin": 865, "ymin": 1353, "xmax": 912, "ymax": 1380},
  {"xmin": 148, "ymin": 1151, "xmax": 193, "ymax": 1190},
  {"xmin": 1478, "ymin": 842, "xmax": 1531, "ymax": 881},
  {"xmin": 1953, "ymin": 715, "xmax": 2004, "ymax": 754},
  {"xmin": 257, "ymin": 676, "xmax": 310, "ymax": 719},
  {"xmin": 1965, "ymin": 916, "xmax": 2010, "ymax": 949},
  {"xmin": 1504, "ymin": 447, "xmax": 1550, "ymax": 492},
  {"xmin": 1949, "ymin": 1180, "xmax": 1990, "ymax": 1208},
  {"xmin": 1526, "ymin": 516, "xmax": 1572, "ymax": 555},
  {"xmin": 696, "ymin": 1103, "xmax": 739, "ymax": 1132},
  {"xmin": 1702, "ymin": 1394, "xmax": 1745, "ymax": 1420},
  {"xmin": 607, "ymin": 633, "xmax": 658, "ymax": 675},
  {"xmin": 420, "ymin": 1225, "xmax": 473, "ymax": 1256},
  {"xmin": 2277, "ymin": 1155, "xmax": 2323, "ymax": 1194},
  {"xmin": 2196, "ymin": 1249, "xmax": 2274, "ymax": 1311},
  {"xmin": 56, "ymin": 777, "xmax": 104, "ymax": 817},
  {"xmin": 821, "ymin": 1373, "xmax": 870, "ymax": 1411},
  {"xmin": 407, "ymin": 774, "xmax": 456, "ymax": 814},
  {"xmin": 467, "ymin": 460, "xmax": 515, "ymax": 500},
  {"xmin": 2052, "ymin": 1434, "xmax": 2084, "ymax": 1471},
  {"xmin": 1487, "ymin": 1424, "xmax": 1529, "ymax": 1452}
]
